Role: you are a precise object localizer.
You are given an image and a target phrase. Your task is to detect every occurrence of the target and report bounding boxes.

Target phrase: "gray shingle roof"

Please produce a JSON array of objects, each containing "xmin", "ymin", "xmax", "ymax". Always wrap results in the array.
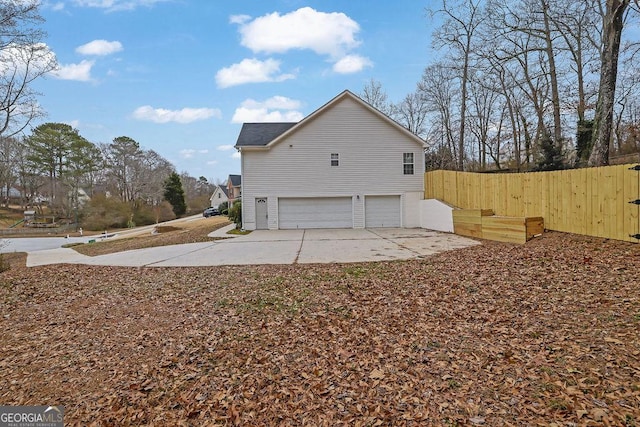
[
  {"xmin": 235, "ymin": 122, "xmax": 297, "ymax": 147},
  {"xmin": 228, "ymin": 174, "xmax": 241, "ymax": 187}
]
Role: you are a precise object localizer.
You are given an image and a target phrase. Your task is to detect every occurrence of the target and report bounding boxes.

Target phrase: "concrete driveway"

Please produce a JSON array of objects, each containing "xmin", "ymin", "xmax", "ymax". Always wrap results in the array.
[{"xmin": 23, "ymin": 225, "xmax": 480, "ymax": 267}]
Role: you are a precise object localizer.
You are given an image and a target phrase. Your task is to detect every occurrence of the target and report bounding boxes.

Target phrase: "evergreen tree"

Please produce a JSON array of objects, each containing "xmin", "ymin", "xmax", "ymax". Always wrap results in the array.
[
  {"xmin": 163, "ymin": 172, "xmax": 186, "ymax": 216},
  {"xmin": 536, "ymin": 133, "xmax": 564, "ymax": 171}
]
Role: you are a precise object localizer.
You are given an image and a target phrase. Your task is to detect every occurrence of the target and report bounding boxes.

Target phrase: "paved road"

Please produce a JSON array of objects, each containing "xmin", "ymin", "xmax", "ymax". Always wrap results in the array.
[
  {"xmin": 1, "ymin": 236, "xmax": 93, "ymax": 253},
  {"xmin": 21, "ymin": 225, "xmax": 480, "ymax": 268},
  {"xmin": 0, "ymin": 214, "xmax": 206, "ymax": 254}
]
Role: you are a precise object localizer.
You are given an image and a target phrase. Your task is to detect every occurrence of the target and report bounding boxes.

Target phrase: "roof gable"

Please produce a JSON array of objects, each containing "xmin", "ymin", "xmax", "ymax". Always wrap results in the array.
[
  {"xmin": 234, "ymin": 90, "xmax": 425, "ymax": 150},
  {"xmin": 211, "ymin": 185, "xmax": 228, "ymax": 198}
]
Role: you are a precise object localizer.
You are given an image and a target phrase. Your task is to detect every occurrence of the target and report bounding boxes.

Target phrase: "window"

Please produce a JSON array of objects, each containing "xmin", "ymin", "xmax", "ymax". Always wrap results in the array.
[
  {"xmin": 331, "ymin": 153, "xmax": 339, "ymax": 166},
  {"xmin": 403, "ymin": 153, "xmax": 414, "ymax": 175}
]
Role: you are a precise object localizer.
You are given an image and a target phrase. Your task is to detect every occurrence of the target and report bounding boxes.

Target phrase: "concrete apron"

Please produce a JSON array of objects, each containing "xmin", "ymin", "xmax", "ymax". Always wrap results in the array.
[{"xmin": 25, "ymin": 228, "xmax": 480, "ymax": 267}]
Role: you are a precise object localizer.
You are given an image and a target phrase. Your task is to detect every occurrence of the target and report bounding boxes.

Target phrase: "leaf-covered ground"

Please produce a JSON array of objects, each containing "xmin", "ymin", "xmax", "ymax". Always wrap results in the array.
[{"xmin": 1, "ymin": 232, "xmax": 638, "ymax": 426}]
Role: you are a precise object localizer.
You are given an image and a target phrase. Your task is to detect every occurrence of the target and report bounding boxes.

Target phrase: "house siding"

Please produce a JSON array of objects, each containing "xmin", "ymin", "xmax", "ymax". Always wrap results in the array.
[
  {"xmin": 241, "ymin": 95, "xmax": 424, "ymax": 230},
  {"xmin": 209, "ymin": 186, "xmax": 228, "ymax": 209}
]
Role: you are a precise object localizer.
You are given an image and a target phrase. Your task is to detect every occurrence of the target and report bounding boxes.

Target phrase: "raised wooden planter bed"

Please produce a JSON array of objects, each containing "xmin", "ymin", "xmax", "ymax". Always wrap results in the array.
[
  {"xmin": 452, "ymin": 209, "xmax": 494, "ymax": 239},
  {"xmin": 453, "ymin": 209, "xmax": 544, "ymax": 244}
]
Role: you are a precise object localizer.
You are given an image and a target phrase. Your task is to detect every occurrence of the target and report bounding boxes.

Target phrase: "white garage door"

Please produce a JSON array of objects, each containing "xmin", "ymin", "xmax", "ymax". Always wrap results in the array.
[
  {"xmin": 365, "ymin": 195, "xmax": 401, "ymax": 228},
  {"xmin": 278, "ymin": 197, "xmax": 353, "ymax": 229}
]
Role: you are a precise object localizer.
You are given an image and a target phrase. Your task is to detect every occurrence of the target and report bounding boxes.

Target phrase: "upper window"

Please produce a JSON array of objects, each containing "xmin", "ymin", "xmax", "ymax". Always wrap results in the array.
[
  {"xmin": 403, "ymin": 153, "xmax": 414, "ymax": 175},
  {"xmin": 331, "ymin": 153, "xmax": 339, "ymax": 167}
]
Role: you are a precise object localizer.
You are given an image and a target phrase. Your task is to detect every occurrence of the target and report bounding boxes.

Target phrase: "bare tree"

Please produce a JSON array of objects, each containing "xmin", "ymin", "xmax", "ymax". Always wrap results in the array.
[
  {"xmin": 104, "ymin": 136, "xmax": 143, "ymax": 203},
  {"xmin": 394, "ymin": 92, "xmax": 429, "ymax": 139},
  {"xmin": 548, "ymin": 0, "xmax": 601, "ymax": 123},
  {"xmin": 0, "ymin": 0, "xmax": 57, "ymax": 137},
  {"xmin": 589, "ymin": 0, "xmax": 632, "ymax": 166},
  {"xmin": 0, "ymin": 136, "xmax": 17, "ymax": 206},
  {"xmin": 430, "ymin": 0, "xmax": 483, "ymax": 170},
  {"xmin": 359, "ymin": 78, "xmax": 394, "ymax": 116},
  {"xmin": 418, "ymin": 63, "xmax": 460, "ymax": 168},
  {"xmin": 487, "ymin": 0, "xmax": 566, "ymax": 157}
]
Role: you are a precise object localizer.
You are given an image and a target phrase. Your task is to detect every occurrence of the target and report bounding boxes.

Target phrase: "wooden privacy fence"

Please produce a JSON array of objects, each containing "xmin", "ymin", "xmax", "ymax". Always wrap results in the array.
[{"xmin": 424, "ymin": 164, "xmax": 640, "ymax": 243}]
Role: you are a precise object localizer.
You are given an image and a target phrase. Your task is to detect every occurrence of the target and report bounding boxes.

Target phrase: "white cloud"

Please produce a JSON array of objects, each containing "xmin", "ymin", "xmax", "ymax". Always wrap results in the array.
[
  {"xmin": 229, "ymin": 14, "xmax": 251, "ymax": 24},
  {"xmin": 231, "ymin": 96, "xmax": 304, "ymax": 123},
  {"xmin": 132, "ymin": 106, "xmax": 222, "ymax": 124},
  {"xmin": 52, "ymin": 60, "xmax": 95, "ymax": 81},
  {"xmin": 236, "ymin": 7, "xmax": 360, "ymax": 59},
  {"xmin": 180, "ymin": 149, "xmax": 196, "ymax": 159},
  {"xmin": 231, "ymin": 152, "xmax": 241, "ymax": 160},
  {"xmin": 232, "ymin": 108, "xmax": 304, "ymax": 123},
  {"xmin": 207, "ymin": 160, "xmax": 219, "ymax": 166},
  {"xmin": 333, "ymin": 54, "xmax": 373, "ymax": 74},
  {"xmin": 215, "ymin": 58, "xmax": 295, "ymax": 88},
  {"xmin": 0, "ymin": 43, "xmax": 56, "ymax": 76},
  {"xmin": 76, "ymin": 40, "xmax": 123, "ymax": 56},
  {"xmin": 217, "ymin": 144, "xmax": 235, "ymax": 151},
  {"xmin": 242, "ymin": 96, "xmax": 301, "ymax": 111},
  {"xmin": 50, "ymin": 2, "xmax": 65, "ymax": 11},
  {"xmin": 72, "ymin": 0, "xmax": 170, "ymax": 12}
]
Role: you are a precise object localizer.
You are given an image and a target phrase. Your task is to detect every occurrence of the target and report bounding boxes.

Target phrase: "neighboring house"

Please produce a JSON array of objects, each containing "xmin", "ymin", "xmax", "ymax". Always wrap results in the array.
[
  {"xmin": 235, "ymin": 90, "xmax": 426, "ymax": 230},
  {"xmin": 0, "ymin": 187, "xmax": 21, "ymax": 199},
  {"xmin": 227, "ymin": 174, "xmax": 242, "ymax": 204},
  {"xmin": 209, "ymin": 185, "xmax": 229, "ymax": 209}
]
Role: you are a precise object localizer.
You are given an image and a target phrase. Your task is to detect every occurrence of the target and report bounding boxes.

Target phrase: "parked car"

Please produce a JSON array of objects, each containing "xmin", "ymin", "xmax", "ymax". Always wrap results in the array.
[{"xmin": 203, "ymin": 207, "xmax": 220, "ymax": 217}]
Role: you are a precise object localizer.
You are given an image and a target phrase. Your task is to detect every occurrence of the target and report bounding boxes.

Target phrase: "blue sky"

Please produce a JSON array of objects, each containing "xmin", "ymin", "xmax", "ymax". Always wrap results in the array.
[{"xmin": 34, "ymin": 0, "xmax": 435, "ymax": 183}]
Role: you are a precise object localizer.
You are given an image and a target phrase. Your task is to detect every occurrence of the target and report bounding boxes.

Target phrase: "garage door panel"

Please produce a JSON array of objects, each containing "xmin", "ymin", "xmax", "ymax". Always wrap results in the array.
[
  {"xmin": 279, "ymin": 197, "xmax": 352, "ymax": 229},
  {"xmin": 365, "ymin": 195, "xmax": 401, "ymax": 228}
]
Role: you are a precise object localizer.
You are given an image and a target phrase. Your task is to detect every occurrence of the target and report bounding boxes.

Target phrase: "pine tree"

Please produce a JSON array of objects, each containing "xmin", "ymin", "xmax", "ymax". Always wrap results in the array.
[{"xmin": 163, "ymin": 172, "xmax": 186, "ymax": 216}]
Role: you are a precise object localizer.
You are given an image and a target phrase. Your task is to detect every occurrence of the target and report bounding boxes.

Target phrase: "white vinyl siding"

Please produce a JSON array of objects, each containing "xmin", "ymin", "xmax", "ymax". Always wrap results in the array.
[
  {"xmin": 278, "ymin": 197, "xmax": 352, "ymax": 229},
  {"xmin": 240, "ymin": 94, "xmax": 424, "ymax": 229},
  {"xmin": 365, "ymin": 195, "xmax": 401, "ymax": 227}
]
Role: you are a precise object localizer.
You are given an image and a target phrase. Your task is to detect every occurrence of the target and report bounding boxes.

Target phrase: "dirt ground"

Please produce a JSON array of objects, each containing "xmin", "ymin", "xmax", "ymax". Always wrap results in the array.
[{"xmin": 0, "ymin": 230, "xmax": 638, "ymax": 426}]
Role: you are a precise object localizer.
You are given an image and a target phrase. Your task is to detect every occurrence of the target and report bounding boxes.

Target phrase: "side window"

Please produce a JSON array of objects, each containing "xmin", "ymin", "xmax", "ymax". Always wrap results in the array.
[
  {"xmin": 403, "ymin": 153, "xmax": 414, "ymax": 175},
  {"xmin": 331, "ymin": 153, "xmax": 339, "ymax": 166}
]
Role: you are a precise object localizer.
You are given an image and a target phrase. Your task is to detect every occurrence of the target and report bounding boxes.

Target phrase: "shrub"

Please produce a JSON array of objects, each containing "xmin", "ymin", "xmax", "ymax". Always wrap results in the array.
[
  {"xmin": 227, "ymin": 200, "xmax": 242, "ymax": 229},
  {"xmin": 132, "ymin": 204, "xmax": 156, "ymax": 226},
  {"xmin": 155, "ymin": 201, "xmax": 177, "ymax": 223},
  {"xmin": 81, "ymin": 194, "xmax": 131, "ymax": 230},
  {"xmin": 218, "ymin": 201, "xmax": 229, "ymax": 215},
  {"xmin": 188, "ymin": 195, "xmax": 212, "ymax": 214}
]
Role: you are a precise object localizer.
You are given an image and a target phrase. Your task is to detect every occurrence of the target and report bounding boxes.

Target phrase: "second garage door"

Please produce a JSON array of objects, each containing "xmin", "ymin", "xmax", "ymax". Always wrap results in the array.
[
  {"xmin": 365, "ymin": 195, "xmax": 401, "ymax": 228},
  {"xmin": 278, "ymin": 197, "xmax": 353, "ymax": 229}
]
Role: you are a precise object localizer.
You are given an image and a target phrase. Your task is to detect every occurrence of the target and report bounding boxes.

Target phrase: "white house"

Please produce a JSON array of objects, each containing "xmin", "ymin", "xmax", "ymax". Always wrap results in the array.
[
  {"xmin": 209, "ymin": 185, "xmax": 228, "ymax": 209},
  {"xmin": 235, "ymin": 90, "xmax": 426, "ymax": 230}
]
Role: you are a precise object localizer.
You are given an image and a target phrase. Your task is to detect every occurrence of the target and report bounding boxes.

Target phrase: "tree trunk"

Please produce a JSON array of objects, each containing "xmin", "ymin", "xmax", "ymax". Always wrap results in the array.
[
  {"xmin": 589, "ymin": 0, "xmax": 629, "ymax": 166},
  {"xmin": 542, "ymin": 0, "xmax": 563, "ymax": 146},
  {"xmin": 458, "ymin": 44, "xmax": 470, "ymax": 171}
]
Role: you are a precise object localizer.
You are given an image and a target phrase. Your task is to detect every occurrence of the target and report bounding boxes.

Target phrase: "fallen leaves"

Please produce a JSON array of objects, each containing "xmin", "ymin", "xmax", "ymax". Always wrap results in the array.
[{"xmin": 0, "ymin": 231, "xmax": 638, "ymax": 425}]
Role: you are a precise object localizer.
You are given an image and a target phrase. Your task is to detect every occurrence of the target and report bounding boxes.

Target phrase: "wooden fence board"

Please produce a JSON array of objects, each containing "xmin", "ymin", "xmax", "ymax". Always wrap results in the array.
[
  {"xmin": 624, "ymin": 165, "xmax": 639, "ymax": 239},
  {"xmin": 424, "ymin": 164, "xmax": 640, "ymax": 243}
]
